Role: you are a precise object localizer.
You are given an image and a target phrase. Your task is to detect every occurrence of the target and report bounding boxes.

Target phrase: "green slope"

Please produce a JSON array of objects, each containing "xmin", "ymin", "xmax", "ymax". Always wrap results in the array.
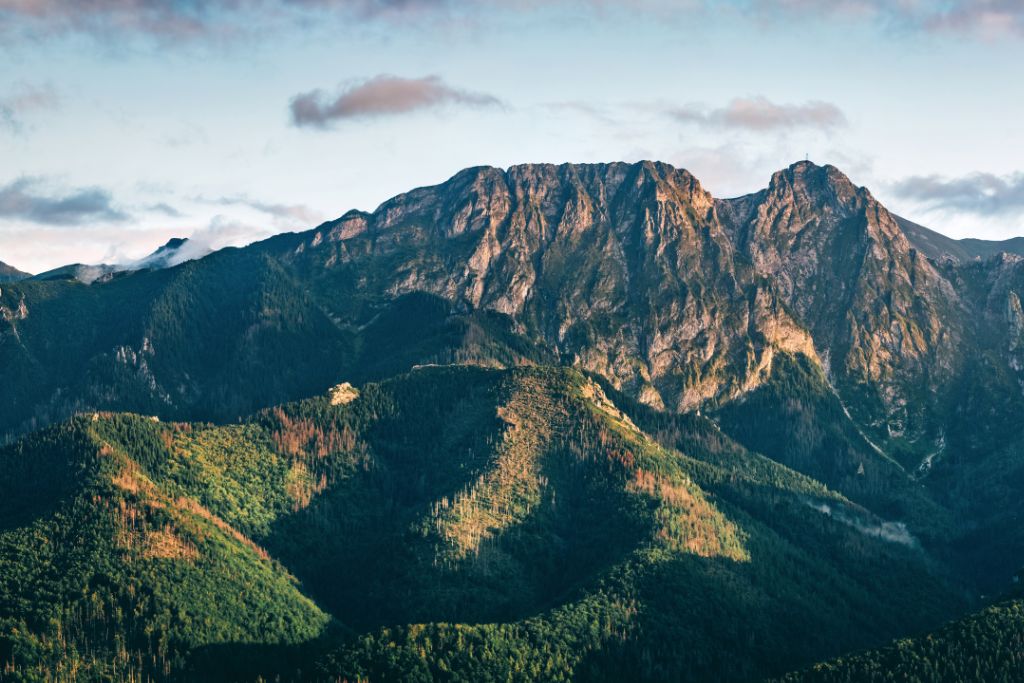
[
  {"xmin": 0, "ymin": 250, "xmax": 551, "ymax": 445},
  {"xmin": 299, "ymin": 368, "xmax": 962, "ymax": 682},
  {"xmin": 780, "ymin": 592, "xmax": 1024, "ymax": 682},
  {"xmin": 0, "ymin": 419, "xmax": 329, "ymax": 682},
  {"xmin": 711, "ymin": 354, "xmax": 954, "ymax": 538},
  {"xmin": 0, "ymin": 365, "xmax": 969, "ymax": 681}
]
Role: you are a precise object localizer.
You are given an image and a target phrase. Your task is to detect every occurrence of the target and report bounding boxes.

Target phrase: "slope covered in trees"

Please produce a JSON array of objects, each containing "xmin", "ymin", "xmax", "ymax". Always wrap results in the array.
[
  {"xmin": 0, "ymin": 366, "xmax": 969, "ymax": 681},
  {"xmin": 781, "ymin": 593, "xmax": 1024, "ymax": 682},
  {"xmin": 0, "ymin": 418, "xmax": 328, "ymax": 682}
]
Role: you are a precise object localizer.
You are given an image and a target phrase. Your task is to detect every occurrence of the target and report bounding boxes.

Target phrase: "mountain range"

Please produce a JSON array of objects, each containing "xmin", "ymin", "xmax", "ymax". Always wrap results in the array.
[{"xmin": 2, "ymin": 160, "xmax": 1024, "ymax": 681}]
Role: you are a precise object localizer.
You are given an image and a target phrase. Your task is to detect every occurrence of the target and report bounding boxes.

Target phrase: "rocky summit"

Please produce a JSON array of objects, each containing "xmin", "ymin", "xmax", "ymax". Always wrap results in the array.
[
  {"xmin": 267, "ymin": 160, "xmax": 1008, "ymax": 455},
  {"xmin": 3, "ymin": 160, "xmax": 1024, "ymax": 682}
]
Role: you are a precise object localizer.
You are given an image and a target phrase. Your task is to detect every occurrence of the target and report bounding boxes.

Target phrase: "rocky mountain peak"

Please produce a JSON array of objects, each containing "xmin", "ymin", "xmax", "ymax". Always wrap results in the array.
[
  {"xmin": 768, "ymin": 160, "xmax": 861, "ymax": 207},
  {"xmin": 276, "ymin": 159, "xmax": 976, "ymax": 432},
  {"xmin": 5, "ymin": 158, "xmax": 1000, "ymax": 463}
]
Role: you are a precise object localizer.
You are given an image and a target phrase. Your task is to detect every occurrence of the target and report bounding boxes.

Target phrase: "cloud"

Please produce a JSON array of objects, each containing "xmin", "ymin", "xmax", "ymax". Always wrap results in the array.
[
  {"xmin": 148, "ymin": 202, "xmax": 183, "ymax": 217},
  {"xmin": 2, "ymin": 0, "xmax": 1023, "ymax": 44},
  {"xmin": 890, "ymin": 172, "xmax": 1024, "ymax": 216},
  {"xmin": 0, "ymin": 212, "xmax": 279, "ymax": 274},
  {"xmin": 0, "ymin": 177, "xmax": 129, "ymax": 226},
  {"xmin": 0, "ymin": 0, "xmax": 468, "ymax": 43},
  {"xmin": 201, "ymin": 195, "xmax": 325, "ymax": 226},
  {"xmin": 0, "ymin": 83, "xmax": 59, "ymax": 133},
  {"xmin": 0, "ymin": 224, "xmax": 172, "ymax": 274},
  {"xmin": 668, "ymin": 97, "xmax": 847, "ymax": 132},
  {"xmin": 0, "ymin": 0, "xmax": 213, "ymax": 40},
  {"xmin": 923, "ymin": 1, "xmax": 1024, "ymax": 38},
  {"xmin": 805, "ymin": 498, "xmax": 917, "ymax": 546},
  {"xmin": 290, "ymin": 74, "xmax": 501, "ymax": 128},
  {"xmin": 161, "ymin": 216, "xmax": 277, "ymax": 267},
  {"xmin": 241, "ymin": 200, "xmax": 323, "ymax": 225},
  {"xmin": 743, "ymin": 0, "xmax": 1024, "ymax": 39}
]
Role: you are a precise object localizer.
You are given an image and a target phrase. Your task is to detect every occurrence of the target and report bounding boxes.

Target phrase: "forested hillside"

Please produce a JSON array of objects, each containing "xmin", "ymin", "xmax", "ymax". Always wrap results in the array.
[
  {"xmin": 782, "ymin": 593, "xmax": 1024, "ymax": 682},
  {"xmin": 0, "ymin": 366, "xmax": 969, "ymax": 681}
]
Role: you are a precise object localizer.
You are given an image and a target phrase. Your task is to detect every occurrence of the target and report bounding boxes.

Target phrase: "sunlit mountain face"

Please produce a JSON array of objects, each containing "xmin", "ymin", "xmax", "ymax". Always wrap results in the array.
[{"xmin": 1, "ymin": 159, "xmax": 1024, "ymax": 680}]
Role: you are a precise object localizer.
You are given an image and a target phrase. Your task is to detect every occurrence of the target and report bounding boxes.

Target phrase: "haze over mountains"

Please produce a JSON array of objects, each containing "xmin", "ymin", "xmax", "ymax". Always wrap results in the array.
[
  {"xmin": 2, "ymin": 160, "xmax": 1024, "ymax": 681},
  {"xmin": 21, "ymin": 237, "xmax": 211, "ymax": 285}
]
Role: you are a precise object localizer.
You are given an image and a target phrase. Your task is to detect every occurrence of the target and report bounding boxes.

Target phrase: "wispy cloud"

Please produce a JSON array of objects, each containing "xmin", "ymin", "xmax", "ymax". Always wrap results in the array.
[
  {"xmin": 804, "ymin": 498, "xmax": 917, "ymax": 546},
  {"xmin": 4, "ymin": 1, "xmax": 1021, "ymax": 44},
  {"xmin": 924, "ymin": 1, "xmax": 1024, "ymax": 38},
  {"xmin": 0, "ymin": 0, "xmax": 1021, "ymax": 51},
  {"xmin": 0, "ymin": 177, "xmax": 128, "ymax": 226},
  {"xmin": 741, "ymin": 0, "xmax": 1024, "ymax": 39},
  {"xmin": 290, "ymin": 74, "xmax": 501, "ymax": 128},
  {"xmin": 0, "ymin": 83, "xmax": 59, "ymax": 134},
  {"xmin": 148, "ymin": 202, "xmax": 184, "ymax": 217},
  {"xmin": 201, "ymin": 195, "xmax": 325, "ymax": 226},
  {"xmin": 0, "ymin": 213, "xmax": 278, "ymax": 274},
  {"xmin": 890, "ymin": 172, "xmax": 1024, "ymax": 217},
  {"xmin": 152, "ymin": 216, "xmax": 277, "ymax": 268},
  {"xmin": 668, "ymin": 97, "xmax": 847, "ymax": 132},
  {"xmin": 0, "ymin": 225, "xmax": 172, "ymax": 274},
  {"xmin": 0, "ymin": 0, "xmax": 473, "ymax": 43},
  {"xmin": 0, "ymin": 0, "xmax": 214, "ymax": 40}
]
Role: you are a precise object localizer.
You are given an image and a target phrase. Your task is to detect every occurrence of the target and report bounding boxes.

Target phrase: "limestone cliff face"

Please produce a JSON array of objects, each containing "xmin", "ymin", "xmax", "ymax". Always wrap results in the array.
[
  {"xmin": 721, "ymin": 162, "xmax": 965, "ymax": 439},
  {"xmin": 1009, "ymin": 291, "xmax": 1024, "ymax": 354},
  {"xmin": 0, "ymin": 288, "xmax": 28, "ymax": 323},
  {"xmin": 6, "ymin": 159, "xmax": 1017, "ymax": 453},
  {"xmin": 278, "ymin": 160, "xmax": 1003, "ymax": 445},
  {"xmin": 972, "ymin": 254, "xmax": 1024, "ymax": 372},
  {"xmin": 286, "ymin": 162, "xmax": 897, "ymax": 415}
]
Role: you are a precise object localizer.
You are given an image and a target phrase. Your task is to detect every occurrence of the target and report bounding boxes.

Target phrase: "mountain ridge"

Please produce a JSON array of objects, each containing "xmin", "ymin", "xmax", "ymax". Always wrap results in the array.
[
  {"xmin": 0, "ymin": 260, "xmax": 30, "ymax": 282},
  {"xmin": 0, "ymin": 162, "xmax": 1022, "ymax": 572},
  {"xmin": 2, "ymin": 159, "xmax": 1021, "ymax": 459},
  {"xmin": 895, "ymin": 214, "xmax": 1024, "ymax": 263},
  {"xmin": 259, "ymin": 160, "xmax": 974, "ymax": 450},
  {"xmin": 3, "ymin": 158, "xmax": 1024, "ymax": 681}
]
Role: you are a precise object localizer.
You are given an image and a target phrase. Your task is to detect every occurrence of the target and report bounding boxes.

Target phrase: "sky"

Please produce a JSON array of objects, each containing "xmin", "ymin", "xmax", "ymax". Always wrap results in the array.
[{"xmin": 2, "ymin": 0, "xmax": 1024, "ymax": 274}]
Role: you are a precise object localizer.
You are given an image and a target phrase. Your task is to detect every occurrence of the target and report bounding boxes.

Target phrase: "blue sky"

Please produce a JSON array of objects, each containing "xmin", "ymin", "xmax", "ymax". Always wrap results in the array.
[{"xmin": 2, "ymin": 0, "xmax": 1023, "ymax": 273}]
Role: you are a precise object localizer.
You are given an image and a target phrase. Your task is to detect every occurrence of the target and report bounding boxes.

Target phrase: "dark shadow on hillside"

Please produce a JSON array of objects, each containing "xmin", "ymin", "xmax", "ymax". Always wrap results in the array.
[
  {"xmin": 181, "ymin": 519, "xmax": 967, "ymax": 683},
  {"xmin": 182, "ymin": 367, "xmax": 971, "ymax": 682},
  {"xmin": 0, "ymin": 422, "xmax": 96, "ymax": 531},
  {"xmin": 258, "ymin": 384, "xmax": 652, "ymax": 630},
  {"xmin": 347, "ymin": 292, "xmax": 558, "ymax": 384},
  {"xmin": 176, "ymin": 634, "xmax": 341, "ymax": 683}
]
